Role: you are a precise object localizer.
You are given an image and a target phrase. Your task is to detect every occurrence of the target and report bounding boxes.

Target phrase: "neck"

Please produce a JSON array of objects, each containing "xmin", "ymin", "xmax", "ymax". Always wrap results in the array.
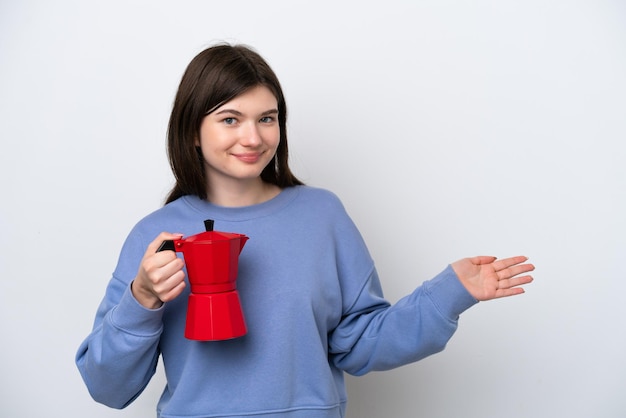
[{"xmin": 206, "ymin": 178, "xmax": 281, "ymax": 207}]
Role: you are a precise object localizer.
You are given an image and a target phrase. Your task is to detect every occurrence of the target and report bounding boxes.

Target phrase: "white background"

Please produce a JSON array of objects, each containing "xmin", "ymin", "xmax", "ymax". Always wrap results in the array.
[{"xmin": 1, "ymin": 1, "xmax": 625, "ymax": 417}]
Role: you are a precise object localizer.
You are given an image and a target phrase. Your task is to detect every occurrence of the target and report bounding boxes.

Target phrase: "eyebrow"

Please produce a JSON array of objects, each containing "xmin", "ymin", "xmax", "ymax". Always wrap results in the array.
[{"xmin": 214, "ymin": 108, "xmax": 279, "ymax": 117}]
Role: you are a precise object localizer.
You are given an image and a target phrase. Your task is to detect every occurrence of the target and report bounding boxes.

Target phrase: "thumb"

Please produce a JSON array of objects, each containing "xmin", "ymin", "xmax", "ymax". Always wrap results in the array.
[
  {"xmin": 147, "ymin": 232, "xmax": 184, "ymax": 254},
  {"xmin": 470, "ymin": 255, "xmax": 497, "ymax": 265}
]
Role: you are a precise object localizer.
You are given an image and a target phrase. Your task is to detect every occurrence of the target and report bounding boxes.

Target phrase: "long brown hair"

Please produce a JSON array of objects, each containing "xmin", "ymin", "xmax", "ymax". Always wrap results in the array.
[{"xmin": 165, "ymin": 43, "xmax": 303, "ymax": 204}]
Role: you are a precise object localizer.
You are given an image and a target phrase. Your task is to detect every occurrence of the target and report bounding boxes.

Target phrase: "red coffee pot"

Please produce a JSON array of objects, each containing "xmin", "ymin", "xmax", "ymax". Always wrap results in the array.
[{"xmin": 158, "ymin": 220, "xmax": 249, "ymax": 341}]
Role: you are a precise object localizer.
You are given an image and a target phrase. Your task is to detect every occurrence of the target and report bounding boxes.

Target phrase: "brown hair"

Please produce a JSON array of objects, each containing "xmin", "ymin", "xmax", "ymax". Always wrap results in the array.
[{"xmin": 165, "ymin": 43, "xmax": 303, "ymax": 204}]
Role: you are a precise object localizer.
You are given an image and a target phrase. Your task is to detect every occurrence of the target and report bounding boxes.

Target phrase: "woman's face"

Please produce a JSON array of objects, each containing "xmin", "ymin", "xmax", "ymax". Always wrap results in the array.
[{"xmin": 196, "ymin": 85, "xmax": 280, "ymax": 190}]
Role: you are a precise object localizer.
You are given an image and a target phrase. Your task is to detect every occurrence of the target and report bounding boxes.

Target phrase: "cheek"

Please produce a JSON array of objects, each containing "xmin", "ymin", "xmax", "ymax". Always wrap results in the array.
[
  {"xmin": 196, "ymin": 126, "xmax": 226, "ymax": 155},
  {"xmin": 269, "ymin": 128, "xmax": 281, "ymax": 149}
]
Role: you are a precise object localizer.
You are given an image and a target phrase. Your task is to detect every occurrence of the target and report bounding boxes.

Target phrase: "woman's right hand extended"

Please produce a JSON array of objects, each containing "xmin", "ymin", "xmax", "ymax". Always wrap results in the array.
[{"xmin": 131, "ymin": 232, "xmax": 186, "ymax": 309}]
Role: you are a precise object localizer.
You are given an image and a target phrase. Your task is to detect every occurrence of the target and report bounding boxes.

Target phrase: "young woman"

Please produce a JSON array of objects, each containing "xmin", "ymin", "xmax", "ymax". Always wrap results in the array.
[{"xmin": 76, "ymin": 43, "xmax": 534, "ymax": 418}]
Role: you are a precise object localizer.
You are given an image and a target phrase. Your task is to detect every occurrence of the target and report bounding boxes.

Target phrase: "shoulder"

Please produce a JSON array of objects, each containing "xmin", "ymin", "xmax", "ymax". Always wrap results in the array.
[
  {"xmin": 127, "ymin": 197, "xmax": 196, "ymax": 240},
  {"xmin": 133, "ymin": 200, "xmax": 180, "ymax": 228},
  {"xmin": 292, "ymin": 185, "xmax": 346, "ymax": 211},
  {"xmin": 289, "ymin": 186, "xmax": 361, "ymax": 238}
]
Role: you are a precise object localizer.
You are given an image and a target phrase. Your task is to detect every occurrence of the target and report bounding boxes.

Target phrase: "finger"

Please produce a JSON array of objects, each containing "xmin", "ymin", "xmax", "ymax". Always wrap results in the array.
[
  {"xmin": 147, "ymin": 232, "xmax": 184, "ymax": 254},
  {"xmin": 498, "ymin": 274, "xmax": 534, "ymax": 290},
  {"xmin": 469, "ymin": 256, "xmax": 497, "ymax": 265},
  {"xmin": 143, "ymin": 247, "xmax": 185, "ymax": 286},
  {"xmin": 495, "ymin": 287, "xmax": 526, "ymax": 298},
  {"xmin": 497, "ymin": 263, "xmax": 535, "ymax": 280},
  {"xmin": 159, "ymin": 278, "xmax": 187, "ymax": 303},
  {"xmin": 143, "ymin": 247, "xmax": 183, "ymax": 273},
  {"xmin": 150, "ymin": 265, "xmax": 186, "ymax": 294},
  {"xmin": 492, "ymin": 256, "xmax": 530, "ymax": 271}
]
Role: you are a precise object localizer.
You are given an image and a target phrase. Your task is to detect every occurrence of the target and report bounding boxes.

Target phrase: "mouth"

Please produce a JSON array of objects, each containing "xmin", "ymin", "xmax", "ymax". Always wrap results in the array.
[{"xmin": 232, "ymin": 151, "xmax": 264, "ymax": 164}]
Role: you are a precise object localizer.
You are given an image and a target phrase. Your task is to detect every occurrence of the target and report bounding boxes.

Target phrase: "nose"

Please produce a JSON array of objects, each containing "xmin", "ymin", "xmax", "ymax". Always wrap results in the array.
[{"xmin": 240, "ymin": 122, "xmax": 262, "ymax": 147}]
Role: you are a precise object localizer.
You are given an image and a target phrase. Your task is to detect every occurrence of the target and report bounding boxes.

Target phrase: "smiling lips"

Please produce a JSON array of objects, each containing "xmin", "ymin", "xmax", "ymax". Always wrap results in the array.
[{"xmin": 232, "ymin": 151, "xmax": 264, "ymax": 163}]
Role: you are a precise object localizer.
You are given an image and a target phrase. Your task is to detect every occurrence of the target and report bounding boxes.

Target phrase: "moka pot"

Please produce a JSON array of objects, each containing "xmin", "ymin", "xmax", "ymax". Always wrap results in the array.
[{"xmin": 158, "ymin": 220, "xmax": 249, "ymax": 341}]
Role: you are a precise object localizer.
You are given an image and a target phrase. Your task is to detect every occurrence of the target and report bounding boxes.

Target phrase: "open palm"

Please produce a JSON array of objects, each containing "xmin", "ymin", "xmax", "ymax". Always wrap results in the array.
[{"xmin": 451, "ymin": 255, "xmax": 534, "ymax": 301}]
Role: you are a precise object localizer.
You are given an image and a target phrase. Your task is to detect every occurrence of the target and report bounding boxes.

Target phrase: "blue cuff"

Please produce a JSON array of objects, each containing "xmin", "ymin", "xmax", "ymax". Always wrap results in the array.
[
  {"xmin": 424, "ymin": 265, "xmax": 478, "ymax": 320},
  {"xmin": 108, "ymin": 283, "xmax": 165, "ymax": 336}
]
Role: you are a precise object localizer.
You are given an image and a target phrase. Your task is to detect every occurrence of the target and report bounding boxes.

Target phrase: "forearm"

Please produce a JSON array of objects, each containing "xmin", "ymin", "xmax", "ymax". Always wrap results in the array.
[
  {"xmin": 330, "ymin": 265, "xmax": 478, "ymax": 375},
  {"xmin": 75, "ymin": 283, "xmax": 164, "ymax": 408}
]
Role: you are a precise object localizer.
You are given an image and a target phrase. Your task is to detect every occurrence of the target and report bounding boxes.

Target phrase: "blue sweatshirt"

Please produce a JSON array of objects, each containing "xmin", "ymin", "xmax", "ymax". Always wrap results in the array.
[{"xmin": 76, "ymin": 186, "xmax": 477, "ymax": 417}]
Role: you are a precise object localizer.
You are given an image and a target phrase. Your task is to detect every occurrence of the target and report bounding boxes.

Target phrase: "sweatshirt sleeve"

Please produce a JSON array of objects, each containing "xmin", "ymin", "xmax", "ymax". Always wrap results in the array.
[
  {"xmin": 75, "ymin": 232, "xmax": 164, "ymax": 409},
  {"xmin": 328, "ymin": 265, "xmax": 478, "ymax": 376}
]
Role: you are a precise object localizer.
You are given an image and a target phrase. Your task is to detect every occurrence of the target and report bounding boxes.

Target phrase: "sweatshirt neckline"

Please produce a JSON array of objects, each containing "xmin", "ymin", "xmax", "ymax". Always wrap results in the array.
[{"xmin": 181, "ymin": 186, "xmax": 301, "ymax": 222}]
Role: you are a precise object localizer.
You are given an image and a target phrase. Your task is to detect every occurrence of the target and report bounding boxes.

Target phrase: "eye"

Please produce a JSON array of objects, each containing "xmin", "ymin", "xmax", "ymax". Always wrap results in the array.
[
  {"xmin": 222, "ymin": 117, "xmax": 237, "ymax": 125},
  {"xmin": 259, "ymin": 116, "xmax": 276, "ymax": 123}
]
